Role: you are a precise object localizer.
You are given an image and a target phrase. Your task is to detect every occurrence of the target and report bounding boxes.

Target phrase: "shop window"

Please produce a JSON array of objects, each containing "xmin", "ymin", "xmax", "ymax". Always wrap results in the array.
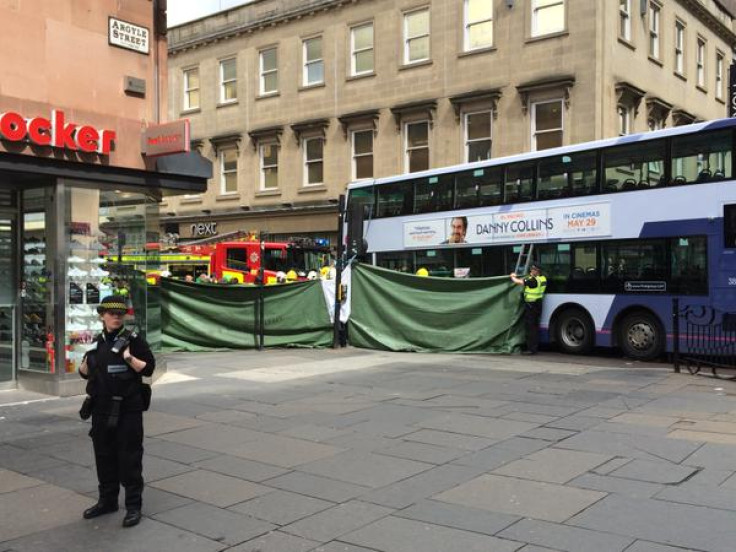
[
  {"xmin": 352, "ymin": 130, "xmax": 373, "ymax": 180},
  {"xmin": 532, "ymin": 100, "xmax": 563, "ymax": 151},
  {"xmin": 303, "ymin": 37, "xmax": 324, "ymax": 86},
  {"xmin": 219, "ymin": 58, "xmax": 237, "ymax": 103},
  {"xmin": 405, "ymin": 121, "xmax": 430, "ymax": 173},
  {"xmin": 351, "ymin": 23, "xmax": 374, "ymax": 76},
  {"xmin": 532, "ymin": 0, "xmax": 565, "ymax": 37},
  {"xmin": 464, "ymin": 0, "xmax": 493, "ymax": 51},
  {"xmin": 260, "ymin": 48, "xmax": 278, "ymax": 95},
  {"xmin": 404, "ymin": 8, "xmax": 430, "ymax": 64}
]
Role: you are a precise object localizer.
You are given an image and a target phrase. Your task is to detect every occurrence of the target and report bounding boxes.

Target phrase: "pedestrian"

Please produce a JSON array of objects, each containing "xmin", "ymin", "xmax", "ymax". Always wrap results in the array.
[
  {"xmin": 510, "ymin": 263, "xmax": 547, "ymax": 355},
  {"xmin": 78, "ymin": 295, "xmax": 156, "ymax": 528}
]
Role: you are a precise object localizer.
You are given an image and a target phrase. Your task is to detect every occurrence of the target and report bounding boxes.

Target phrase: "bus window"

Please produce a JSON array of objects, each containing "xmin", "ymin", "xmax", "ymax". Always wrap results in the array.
[
  {"xmin": 603, "ymin": 140, "xmax": 666, "ymax": 192},
  {"xmin": 376, "ymin": 182, "xmax": 413, "ymax": 217},
  {"xmin": 671, "ymin": 237, "xmax": 707, "ymax": 295},
  {"xmin": 416, "ymin": 249, "xmax": 453, "ymax": 277},
  {"xmin": 538, "ymin": 152, "xmax": 597, "ymax": 199},
  {"xmin": 415, "ymin": 174, "xmax": 454, "ymax": 214},
  {"xmin": 347, "ymin": 186, "xmax": 375, "ymax": 218},
  {"xmin": 225, "ymin": 247, "xmax": 248, "ymax": 271},
  {"xmin": 601, "ymin": 239, "xmax": 667, "ymax": 292},
  {"xmin": 505, "ymin": 163, "xmax": 535, "ymax": 203},
  {"xmin": 568, "ymin": 243, "xmax": 599, "ymax": 293},
  {"xmin": 455, "ymin": 247, "xmax": 483, "ymax": 277},
  {"xmin": 537, "ymin": 243, "xmax": 571, "ymax": 293},
  {"xmin": 376, "ymin": 251, "xmax": 414, "ymax": 273},
  {"xmin": 455, "ymin": 167, "xmax": 503, "ymax": 209},
  {"xmin": 724, "ymin": 205, "xmax": 736, "ymax": 249},
  {"xmin": 671, "ymin": 129, "xmax": 732, "ymax": 185}
]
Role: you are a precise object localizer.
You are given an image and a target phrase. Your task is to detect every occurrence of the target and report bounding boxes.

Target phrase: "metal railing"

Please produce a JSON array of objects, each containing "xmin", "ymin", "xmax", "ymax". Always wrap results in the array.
[{"xmin": 672, "ymin": 298, "xmax": 736, "ymax": 379}]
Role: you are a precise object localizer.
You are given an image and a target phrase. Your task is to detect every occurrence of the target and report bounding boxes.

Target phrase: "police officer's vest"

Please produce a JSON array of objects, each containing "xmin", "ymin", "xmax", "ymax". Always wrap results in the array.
[{"xmin": 523, "ymin": 275, "xmax": 547, "ymax": 303}]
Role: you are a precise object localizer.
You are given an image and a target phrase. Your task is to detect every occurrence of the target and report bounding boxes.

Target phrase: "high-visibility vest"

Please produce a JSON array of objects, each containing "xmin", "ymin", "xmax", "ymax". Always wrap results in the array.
[{"xmin": 523, "ymin": 275, "xmax": 547, "ymax": 303}]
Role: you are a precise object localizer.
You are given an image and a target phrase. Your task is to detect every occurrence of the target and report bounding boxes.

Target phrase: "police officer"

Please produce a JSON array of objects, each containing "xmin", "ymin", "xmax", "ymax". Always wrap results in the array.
[
  {"xmin": 78, "ymin": 295, "xmax": 156, "ymax": 528},
  {"xmin": 510, "ymin": 263, "xmax": 547, "ymax": 355}
]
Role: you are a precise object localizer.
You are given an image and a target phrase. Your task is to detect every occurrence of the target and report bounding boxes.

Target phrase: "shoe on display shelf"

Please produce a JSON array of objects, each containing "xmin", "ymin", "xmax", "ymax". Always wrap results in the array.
[
  {"xmin": 89, "ymin": 268, "xmax": 110, "ymax": 277},
  {"xmin": 67, "ymin": 268, "xmax": 88, "ymax": 278},
  {"xmin": 68, "ymin": 256, "xmax": 86, "ymax": 263},
  {"xmin": 68, "ymin": 239, "xmax": 85, "ymax": 249},
  {"xmin": 90, "ymin": 257, "xmax": 107, "ymax": 264}
]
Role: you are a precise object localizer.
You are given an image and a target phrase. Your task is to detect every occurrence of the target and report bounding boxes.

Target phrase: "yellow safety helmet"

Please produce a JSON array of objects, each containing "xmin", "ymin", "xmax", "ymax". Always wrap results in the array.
[
  {"xmin": 320, "ymin": 266, "xmax": 330, "ymax": 279},
  {"xmin": 286, "ymin": 269, "xmax": 298, "ymax": 282},
  {"xmin": 416, "ymin": 267, "xmax": 429, "ymax": 277}
]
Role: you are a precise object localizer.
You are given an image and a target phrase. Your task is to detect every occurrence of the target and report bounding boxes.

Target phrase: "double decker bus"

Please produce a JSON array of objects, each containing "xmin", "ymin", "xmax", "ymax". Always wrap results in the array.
[{"xmin": 346, "ymin": 118, "xmax": 736, "ymax": 361}]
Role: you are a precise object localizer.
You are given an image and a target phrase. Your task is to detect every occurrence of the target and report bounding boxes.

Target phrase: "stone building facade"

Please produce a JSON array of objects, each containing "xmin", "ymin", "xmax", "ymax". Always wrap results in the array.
[{"xmin": 165, "ymin": 0, "xmax": 736, "ymax": 244}]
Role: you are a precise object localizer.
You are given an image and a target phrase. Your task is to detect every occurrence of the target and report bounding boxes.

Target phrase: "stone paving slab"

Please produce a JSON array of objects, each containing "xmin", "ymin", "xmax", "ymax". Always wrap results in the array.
[
  {"xmin": 0, "ymin": 468, "xmax": 43, "ymax": 494},
  {"xmin": 340, "ymin": 515, "xmax": 523, "ymax": 552},
  {"xmin": 228, "ymin": 433, "xmax": 346, "ymax": 468},
  {"xmin": 668, "ymin": 428, "xmax": 736, "ymax": 445},
  {"xmin": 26, "ymin": 462, "xmax": 98, "ymax": 494},
  {"xmin": 281, "ymin": 500, "xmax": 394, "ymax": 542},
  {"xmin": 395, "ymin": 499, "xmax": 520, "ymax": 536},
  {"xmin": 569, "ymin": 494, "xmax": 736, "ymax": 552},
  {"xmin": 625, "ymin": 541, "xmax": 699, "ymax": 552},
  {"xmin": 141, "ymin": 486, "xmax": 194, "ymax": 515},
  {"xmin": 311, "ymin": 542, "xmax": 380, "ymax": 552},
  {"xmin": 0, "ymin": 444, "xmax": 67, "ymax": 473},
  {"xmin": 606, "ymin": 459, "xmax": 700, "ymax": 485},
  {"xmin": 150, "ymin": 469, "xmax": 271, "ymax": 507},
  {"xmin": 374, "ymin": 439, "xmax": 469, "ymax": 465},
  {"xmin": 229, "ymin": 489, "xmax": 334, "ymax": 525},
  {"xmin": 0, "ymin": 516, "xmax": 226, "ymax": 552},
  {"xmin": 145, "ymin": 438, "xmax": 221, "ymax": 464},
  {"xmin": 417, "ymin": 413, "xmax": 539, "ymax": 440},
  {"xmin": 297, "ymin": 450, "xmax": 432, "ymax": 488},
  {"xmin": 192, "ymin": 454, "xmax": 289, "ymax": 483},
  {"xmin": 498, "ymin": 518, "xmax": 634, "ymax": 552},
  {"xmin": 452, "ymin": 437, "xmax": 549, "ymax": 471},
  {"xmin": 143, "ymin": 455, "xmax": 196, "ymax": 482},
  {"xmin": 227, "ymin": 531, "xmax": 320, "ymax": 552},
  {"xmin": 361, "ymin": 463, "xmax": 487, "ymax": 509},
  {"xmin": 0, "ymin": 483, "xmax": 94, "ymax": 543},
  {"xmin": 681, "ymin": 442, "xmax": 736, "ymax": 470},
  {"xmin": 491, "ymin": 448, "xmax": 612, "ymax": 484},
  {"xmin": 152, "ymin": 502, "xmax": 276, "ymax": 545},
  {"xmin": 401, "ymin": 429, "xmax": 498, "ymax": 451},
  {"xmin": 434, "ymin": 474, "xmax": 606, "ymax": 523},
  {"xmin": 569, "ymin": 473, "xmax": 665, "ymax": 499},
  {"xmin": 655, "ymin": 478, "xmax": 736, "ymax": 511},
  {"xmin": 264, "ymin": 471, "xmax": 371, "ymax": 503},
  {"xmin": 144, "ymin": 411, "xmax": 210, "ymax": 436}
]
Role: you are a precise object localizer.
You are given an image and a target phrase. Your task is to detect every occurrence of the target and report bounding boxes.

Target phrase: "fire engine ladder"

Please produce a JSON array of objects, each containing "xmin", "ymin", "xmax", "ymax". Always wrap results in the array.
[{"xmin": 514, "ymin": 243, "xmax": 535, "ymax": 276}]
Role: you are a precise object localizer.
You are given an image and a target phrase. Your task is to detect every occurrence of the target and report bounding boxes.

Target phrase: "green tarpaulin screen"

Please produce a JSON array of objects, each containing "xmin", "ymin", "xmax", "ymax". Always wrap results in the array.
[
  {"xmin": 349, "ymin": 263, "xmax": 526, "ymax": 353},
  {"xmin": 161, "ymin": 278, "xmax": 333, "ymax": 351}
]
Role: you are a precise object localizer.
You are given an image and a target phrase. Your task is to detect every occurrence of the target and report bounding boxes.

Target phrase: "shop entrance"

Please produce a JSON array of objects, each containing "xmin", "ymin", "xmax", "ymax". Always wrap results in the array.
[{"xmin": 0, "ymin": 212, "xmax": 17, "ymax": 385}]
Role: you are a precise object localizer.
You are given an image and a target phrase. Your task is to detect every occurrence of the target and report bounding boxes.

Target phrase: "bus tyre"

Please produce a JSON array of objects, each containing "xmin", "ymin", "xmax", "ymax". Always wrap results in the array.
[
  {"xmin": 619, "ymin": 311, "xmax": 664, "ymax": 361},
  {"xmin": 555, "ymin": 308, "xmax": 594, "ymax": 355}
]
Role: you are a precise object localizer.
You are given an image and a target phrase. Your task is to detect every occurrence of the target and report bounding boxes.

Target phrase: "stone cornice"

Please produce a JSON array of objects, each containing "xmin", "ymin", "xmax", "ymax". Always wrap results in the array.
[
  {"xmin": 675, "ymin": 0, "xmax": 736, "ymax": 45},
  {"xmin": 169, "ymin": 0, "xmax": 361, "ymax": 54}
]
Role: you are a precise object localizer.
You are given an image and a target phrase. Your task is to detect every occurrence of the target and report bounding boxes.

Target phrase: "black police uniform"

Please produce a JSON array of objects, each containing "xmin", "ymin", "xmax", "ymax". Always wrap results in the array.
[{"xmin": 80, "ymin": 327, "xmax": 155, "ymax": 514}]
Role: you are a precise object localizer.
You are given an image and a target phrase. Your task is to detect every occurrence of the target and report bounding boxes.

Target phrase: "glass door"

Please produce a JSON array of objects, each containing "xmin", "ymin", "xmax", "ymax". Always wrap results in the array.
[{"xmin": 0, "ymin": 214, "xmax": 16, "ymax": 383}]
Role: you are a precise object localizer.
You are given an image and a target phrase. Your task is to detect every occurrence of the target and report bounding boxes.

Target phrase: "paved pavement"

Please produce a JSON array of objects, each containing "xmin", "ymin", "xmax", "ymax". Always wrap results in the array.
[{"xmin": 1, "ymin": 348, "xmax": 736, "ymax": 551}]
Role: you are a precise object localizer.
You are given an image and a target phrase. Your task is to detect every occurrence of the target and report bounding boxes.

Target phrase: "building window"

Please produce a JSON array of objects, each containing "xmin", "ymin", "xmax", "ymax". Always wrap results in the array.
[
  {"xmin": 303, "ymin": 37, "xmax": 324, "ymax": 86},
  {"xmin": 404, "ymin": 8, "xmax": 430, "ymax": 64},
  {"xmin": 697, "ymin": 38, "xmax": 706, "ymax": 88},
  {"xmin": 220, "ymin": 149, "xmax": 238, "ymax": 194},
  {"xmin": 219, "ymin": 58, "xmax": 237, "ymax": 103},
  {"xmin": 619, "ymin": 0, "xmax": 630, "ymax": 41},
  {"xmin": 465, "ymin": 111, "xmax": 492, "ymax": 162},
  {"xmin": 532, "ymin": 100, "xmax": 563, "ymax": 151},
  {"xmin": 675, "ymin": 21, "xmax": 685, "ymax": 74},
  {"xmin": 465, "ymin": 0, "xmax": 493, "ymax": 51},
  {"xmin": 618, "ymin": 105, "xmax": 631, "ymax": 136},
  {"xmin": 260, "ymin": 144, "xmax": 279, "ymax": 190},
  {"xmin": 648, "ymin": 3, "xmax": 660, "ymax": 59},
  {"xmin": 183, "ymin": 68, "xmax": 200, "ymax": 111},
  {"xmin": 351, "ymin": 23, "xmax": 374, "ymax": 76},
  {"xmin": 260, "ymin": 48, "xmax": 278, "ymax": 95},
  {"xmin": 532, "ymin": 0, "xmax": 565, "ymax": 38},
  {"xmin": 716, "ymin": 52, "xmax": 724, "ymax": 100},
  {"xmin": 352, "ymin": 130, "xmax": 374, "ymax": 180},
  {"xmin": 304, "ymin": 137, "xmax": 324, "ymax": 185},
  {"xmin": 405, "ymin": 121, "xmax": 429, "ymax": 173}
]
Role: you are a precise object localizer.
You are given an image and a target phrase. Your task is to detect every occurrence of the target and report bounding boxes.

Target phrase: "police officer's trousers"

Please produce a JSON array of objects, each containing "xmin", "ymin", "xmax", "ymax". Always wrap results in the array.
[
  {"xmin": 524, "ymin": 300, "xmax": 543, "ymax": 353},
  {"xmin": 90, "ymin": 410, "xmax": 144, "ymax": 510}
]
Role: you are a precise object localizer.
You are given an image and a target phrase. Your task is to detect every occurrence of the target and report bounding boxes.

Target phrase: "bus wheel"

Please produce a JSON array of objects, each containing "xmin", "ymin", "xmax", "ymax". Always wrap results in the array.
[
  {"xmin": 555, "ymin": 308, "xmax": 594, "ymax": 354},
  {"xmin": 619, "ymin": 311, "xmax": 664, "ymax": 361}
]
